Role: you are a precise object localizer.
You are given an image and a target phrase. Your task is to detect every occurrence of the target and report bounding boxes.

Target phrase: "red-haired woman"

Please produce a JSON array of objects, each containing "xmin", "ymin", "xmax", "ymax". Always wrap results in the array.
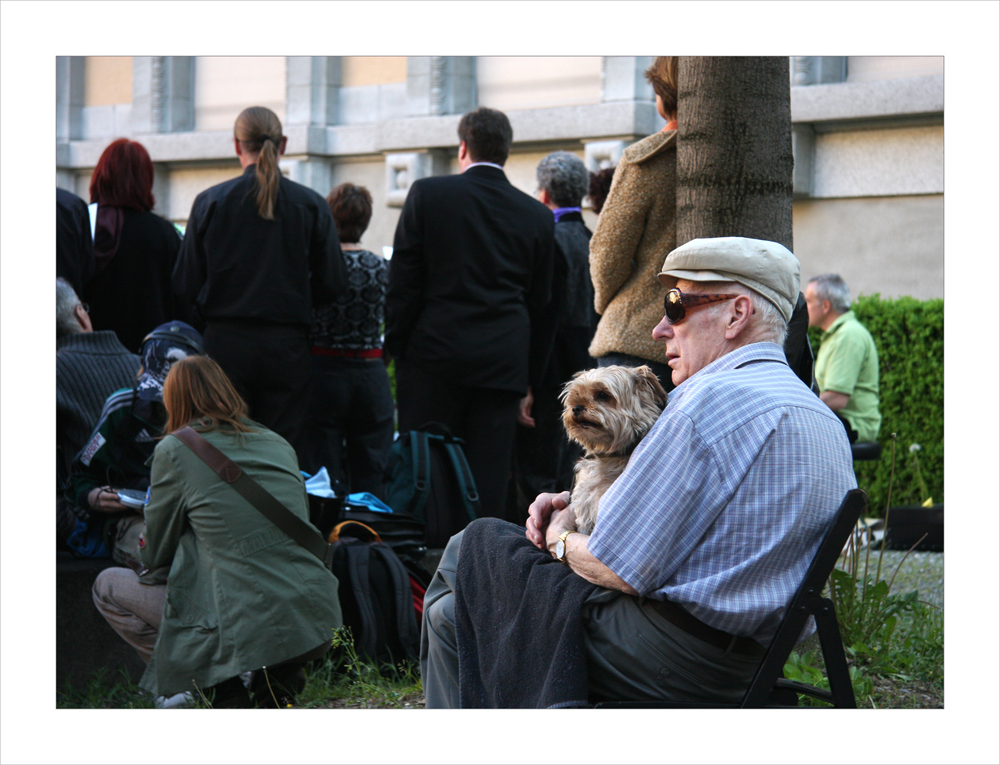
[
  {"xmin": 173, "ymin": 106, "xmax": 347, "ymax": 458},
  {"xmin": 83, "ymin": 139, "xmax": 194, "ymax": 353}
]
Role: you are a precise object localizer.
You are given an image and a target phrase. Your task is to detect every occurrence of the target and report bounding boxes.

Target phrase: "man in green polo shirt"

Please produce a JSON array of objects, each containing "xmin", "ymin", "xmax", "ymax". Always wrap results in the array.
[{"xmin": 805, "ymin": 274, "xmax": 881, "ymax": 443}]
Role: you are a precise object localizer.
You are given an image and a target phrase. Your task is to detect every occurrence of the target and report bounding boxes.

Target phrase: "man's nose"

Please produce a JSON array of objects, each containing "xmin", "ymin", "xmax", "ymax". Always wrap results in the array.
[{"xmin": 652, "ymin": 316, "xmax": 673, "ymax": 340}]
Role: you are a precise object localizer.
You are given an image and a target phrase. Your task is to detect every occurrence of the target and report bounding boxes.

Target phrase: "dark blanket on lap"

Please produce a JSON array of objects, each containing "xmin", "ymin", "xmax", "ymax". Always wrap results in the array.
[{"xmin": 455, "ymin": 517, "xmax": 598, "ymax": 708}]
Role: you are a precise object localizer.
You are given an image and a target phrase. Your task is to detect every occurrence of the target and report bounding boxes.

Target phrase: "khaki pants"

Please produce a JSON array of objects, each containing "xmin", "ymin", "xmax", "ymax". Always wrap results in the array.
[
  {"xmin": 92, "ymin": 566, "xmax": 166, "ymax": 663},
  {"xmin": 109, "ymin": 514, "xmax": 145, "ymax": 568}
]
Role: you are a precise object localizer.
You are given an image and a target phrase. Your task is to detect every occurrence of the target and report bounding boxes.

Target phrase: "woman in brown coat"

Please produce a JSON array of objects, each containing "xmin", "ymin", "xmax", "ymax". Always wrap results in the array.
[{"xmin": 588, "ymin": 57, "xmax": 678, "ymax": 392}]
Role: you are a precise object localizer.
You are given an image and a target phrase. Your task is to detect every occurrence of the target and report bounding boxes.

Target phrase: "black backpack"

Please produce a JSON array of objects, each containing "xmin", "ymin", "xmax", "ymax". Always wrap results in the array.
[
  {"xmin": 328, "ymin": 520, "xmax": 421, "ymax": 668},
  {"xmin": 383, "ymin": 423, "xmax": 481, "ymax": 548}
]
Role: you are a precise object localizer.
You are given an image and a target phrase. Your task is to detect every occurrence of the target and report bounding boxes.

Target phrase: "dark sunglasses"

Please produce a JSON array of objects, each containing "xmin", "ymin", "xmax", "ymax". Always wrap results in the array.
[{"xmin": 664, "ymin": 288, "xmax": 738, "ymax": 325}]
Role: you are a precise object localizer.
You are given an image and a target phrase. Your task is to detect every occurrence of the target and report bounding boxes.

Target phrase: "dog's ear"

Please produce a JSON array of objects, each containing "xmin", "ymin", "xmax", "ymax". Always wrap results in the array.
[
  {"xmin": 560, "ymin": 369, "xmax": 589, "ymax": 403},
  {"xmin": 634, "ymin": 365, "xmax": 668, "ymax": 407}
]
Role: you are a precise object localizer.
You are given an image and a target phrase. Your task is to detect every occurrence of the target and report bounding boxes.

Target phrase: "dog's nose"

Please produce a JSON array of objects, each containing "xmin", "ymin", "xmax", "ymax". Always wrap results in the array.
[{"xmin": 573, "ymin": 405, "xmax": 584, "ymax": 416}]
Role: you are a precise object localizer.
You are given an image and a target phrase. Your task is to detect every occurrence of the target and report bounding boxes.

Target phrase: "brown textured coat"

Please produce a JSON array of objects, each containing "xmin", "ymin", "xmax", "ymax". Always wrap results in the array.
[{"xmin": 588, "ymin": 130, "xmax": 677, "ymax": 363}]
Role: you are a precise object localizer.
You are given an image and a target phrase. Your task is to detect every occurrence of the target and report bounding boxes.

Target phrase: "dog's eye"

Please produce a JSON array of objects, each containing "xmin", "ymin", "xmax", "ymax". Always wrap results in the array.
[{"xmin": 595, "ymin": 391, "xmax": 612, "ymax": 402}]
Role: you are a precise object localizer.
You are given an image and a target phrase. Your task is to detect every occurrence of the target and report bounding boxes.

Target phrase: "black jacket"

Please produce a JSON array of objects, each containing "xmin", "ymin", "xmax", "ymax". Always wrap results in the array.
[
  {"xmin": 83, "ymin": 208, "xmax": 193, "ymax": 353},
  {"xmin": 385, "ymin": 165, "xmax": 556, "ymax": 393},
  {"xmin": 173, "ymin": 165, "xmax": 346, "ymax": 329},
  {"xmin": 56, "ymin": 187, "xmax": 94, "ymax": 296}
]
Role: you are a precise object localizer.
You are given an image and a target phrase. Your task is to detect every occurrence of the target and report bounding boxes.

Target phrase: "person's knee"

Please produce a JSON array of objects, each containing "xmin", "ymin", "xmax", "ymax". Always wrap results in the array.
[{"xmin": 425, "ymin": 591, "xmax": 457, "ymax": 647}]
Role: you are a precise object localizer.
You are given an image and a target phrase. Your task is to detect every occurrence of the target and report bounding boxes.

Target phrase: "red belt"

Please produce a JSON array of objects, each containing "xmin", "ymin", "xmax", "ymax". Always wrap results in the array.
[{"xmin": 310, "ymin": 346, "xmax": 382, "ymax": 359}]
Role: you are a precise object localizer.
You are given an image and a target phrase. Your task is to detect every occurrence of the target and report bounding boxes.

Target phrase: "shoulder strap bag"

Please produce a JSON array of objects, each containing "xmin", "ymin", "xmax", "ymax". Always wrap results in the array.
[{"xmin": 170, "ymin": 426, "xmax": 333, "ymax": 567}]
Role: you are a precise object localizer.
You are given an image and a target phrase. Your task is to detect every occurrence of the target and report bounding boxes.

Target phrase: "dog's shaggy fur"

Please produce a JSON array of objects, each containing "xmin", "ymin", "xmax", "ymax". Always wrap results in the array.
[{"xmin": 560, "ymin": 365, "xmax": 667, "ymax": 534}]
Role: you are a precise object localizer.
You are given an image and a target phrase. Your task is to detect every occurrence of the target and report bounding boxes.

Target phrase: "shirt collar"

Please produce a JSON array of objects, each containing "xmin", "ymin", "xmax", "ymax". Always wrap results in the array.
[
  {"xmin": 552, "ymin": 206, "xmax": 582, "ymax": 222},
  {"xmin": 823, "ymin": 310, "xmax": 855, "ymax": 337},
  {"xmin": 669, "ymin": 342, "xmax": 787, "ymax": 401},
  {"xmin": 465, "ymin": 162, "xmax": 504, "ymax": 172}
]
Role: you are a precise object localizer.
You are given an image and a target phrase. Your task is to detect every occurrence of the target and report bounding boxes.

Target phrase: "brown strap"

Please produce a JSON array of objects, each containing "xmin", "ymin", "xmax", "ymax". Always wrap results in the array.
[{"xmin": 170, "ymin": 426, "xmax": 330, "ymax": 564}]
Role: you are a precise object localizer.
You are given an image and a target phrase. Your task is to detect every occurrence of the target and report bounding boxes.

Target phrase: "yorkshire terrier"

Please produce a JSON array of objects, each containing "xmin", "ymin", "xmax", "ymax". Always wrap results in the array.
[{"xmin": 560, "ymin": 365, "xmax": 667, "ymax": 534}]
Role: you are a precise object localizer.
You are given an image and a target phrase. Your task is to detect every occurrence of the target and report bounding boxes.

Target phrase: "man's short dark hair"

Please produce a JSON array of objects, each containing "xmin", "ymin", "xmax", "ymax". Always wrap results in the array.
[
  {"xmin": 536, "ymin": 151, "xmax": 590, "ymax": 208},
  {"xmin": 457, "ymin": 107, "xmax": 513, "ymax": 166}
]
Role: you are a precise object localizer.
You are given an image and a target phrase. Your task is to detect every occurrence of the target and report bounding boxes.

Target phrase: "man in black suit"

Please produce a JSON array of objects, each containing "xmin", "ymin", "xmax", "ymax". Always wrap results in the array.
[{"xmin": 386, "ymin": 107, "xmax": 556, "ymax": 524}]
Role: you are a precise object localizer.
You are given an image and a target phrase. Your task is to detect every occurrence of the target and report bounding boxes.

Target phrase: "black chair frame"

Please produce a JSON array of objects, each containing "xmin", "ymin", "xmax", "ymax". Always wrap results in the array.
[{"xmin": 594, "ymin": 488, "xmax": 868, "ymax": 709}]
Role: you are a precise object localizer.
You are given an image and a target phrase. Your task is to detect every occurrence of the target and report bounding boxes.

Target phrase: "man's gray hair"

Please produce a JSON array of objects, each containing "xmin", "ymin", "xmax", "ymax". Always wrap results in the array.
[
  {"xmin": 808, "ymin": 273, "xmax": 851, "ymax": 314},
  {"xmin": 536, "ymin": 151, "xmax": 590, "ymax": 208},
  {"xmin": 57, "ymin": 277, "xmax": 84, "ymax": 338},
  {"xmin": 744, "ymin": 288, "xmax": 789, "ymax": 345},
  {"xmin": 693, "ymin": 281, "xmax": 788, "ymax": 346}
]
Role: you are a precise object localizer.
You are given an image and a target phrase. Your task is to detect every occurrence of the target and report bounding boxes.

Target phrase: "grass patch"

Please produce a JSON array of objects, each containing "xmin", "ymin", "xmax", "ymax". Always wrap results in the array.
[
  {"xmin": 297, "ymin": 627, "xmax": 422, "ymax": 708},
  {"xmin": 57, "ymin": 667, "xmax": 157, "ymax": 709},
  {"xmin": 783, "ymin": 436, "xmax": 944, "ymax": 707}
]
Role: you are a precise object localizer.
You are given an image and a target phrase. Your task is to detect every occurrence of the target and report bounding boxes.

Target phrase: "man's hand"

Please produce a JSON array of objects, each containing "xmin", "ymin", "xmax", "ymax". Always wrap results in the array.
[
  {"xmin": 525, "ymin": 490, "xmax": 571, "ymax": 549},
  {"xmin": 517, "ymin": 387, "xmax": 535, "ymax": 428},
  {"xmin": 87, "ymin": 486, "xmax": 131, "ymax": 513}
]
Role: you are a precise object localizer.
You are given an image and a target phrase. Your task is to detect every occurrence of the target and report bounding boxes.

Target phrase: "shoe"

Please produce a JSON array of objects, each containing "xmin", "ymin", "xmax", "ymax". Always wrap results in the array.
[
  {"xmin": 251, "ymin": 664, "xmax": 306, "ymax": 708},
  {"xmin": 155, "ymin": 691, "xmax": 194, "ymax": 709}
]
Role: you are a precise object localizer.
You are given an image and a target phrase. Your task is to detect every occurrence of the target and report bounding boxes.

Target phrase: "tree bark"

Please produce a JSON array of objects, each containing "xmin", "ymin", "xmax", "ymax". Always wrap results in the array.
[
  {"xmin": 676, "ymin": 57, "xmax": 814, "ymax": 388},
  {"xmin": 676, "ymin": 57, "xmax": 794, "ymax": 250}
]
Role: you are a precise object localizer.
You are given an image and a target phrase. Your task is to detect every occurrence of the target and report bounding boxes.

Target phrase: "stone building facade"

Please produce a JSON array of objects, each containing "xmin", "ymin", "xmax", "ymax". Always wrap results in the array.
[{"xmin": 56, "ymin": 55, "xmax": 943, "ymax": 300}]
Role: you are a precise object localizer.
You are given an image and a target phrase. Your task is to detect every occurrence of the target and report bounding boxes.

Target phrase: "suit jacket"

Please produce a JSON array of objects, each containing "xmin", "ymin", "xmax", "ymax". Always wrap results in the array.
[{"xmin": 385, "ymin": 165, "xmax": 556, "ymax": 393}]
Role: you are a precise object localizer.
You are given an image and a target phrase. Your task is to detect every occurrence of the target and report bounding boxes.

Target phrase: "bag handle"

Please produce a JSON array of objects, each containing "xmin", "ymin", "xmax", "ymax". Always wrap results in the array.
[
  {"xmin": 329, "ymin": 519, "xmax": 382, "ymax": 544},
  {"xmin": 170, "ymin": 426, "xmax": 330, "ymax": 564}
]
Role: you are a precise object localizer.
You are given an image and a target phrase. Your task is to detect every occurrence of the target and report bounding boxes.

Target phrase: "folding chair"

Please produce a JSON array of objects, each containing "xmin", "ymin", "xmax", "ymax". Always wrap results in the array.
[{"xmin": 594, "ymin": 488, "xmax": 868, "ymax": 709}]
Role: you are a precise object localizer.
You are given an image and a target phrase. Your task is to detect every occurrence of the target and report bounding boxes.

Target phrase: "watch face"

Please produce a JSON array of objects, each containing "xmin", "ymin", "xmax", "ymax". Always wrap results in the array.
[{"xmin": 555, "ymin": 539, "xmax": 566, "ymax": 560}]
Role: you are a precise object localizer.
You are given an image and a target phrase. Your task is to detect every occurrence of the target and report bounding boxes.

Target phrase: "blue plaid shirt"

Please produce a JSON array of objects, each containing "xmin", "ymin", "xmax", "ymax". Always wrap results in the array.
[{"xmin": 588, "ymin": 342, "xmax": 856, "ymax": 644}]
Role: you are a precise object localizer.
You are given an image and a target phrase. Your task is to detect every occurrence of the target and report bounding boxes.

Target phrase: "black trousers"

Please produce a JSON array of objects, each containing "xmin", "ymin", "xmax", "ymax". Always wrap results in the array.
[
  {"xmin": 299, "ymin": 355, "xmax": 395, "ymax": 497},
  {"xmin": 395, "ymin": 361, "xmax": 522, "ymax": 523},
  {"xmin": 204, "ymin": 321, "xmax": 311, "ymax": 458},
  {"xmin": 514, "ymin": 383, "xmax": 579, "ymax": 499}
]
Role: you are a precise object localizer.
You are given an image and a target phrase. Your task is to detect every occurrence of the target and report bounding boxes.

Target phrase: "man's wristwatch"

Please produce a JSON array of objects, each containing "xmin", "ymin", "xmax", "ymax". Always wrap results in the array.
[{"xmin": 554, "ymin": 530, "xmax": 574, "ymax": 565}]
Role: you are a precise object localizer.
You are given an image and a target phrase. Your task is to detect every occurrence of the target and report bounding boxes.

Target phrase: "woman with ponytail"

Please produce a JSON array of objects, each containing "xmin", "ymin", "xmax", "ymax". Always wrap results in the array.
[{"xmin": 173, "ymin": 106, "xmax": 346, "ymax": 460}]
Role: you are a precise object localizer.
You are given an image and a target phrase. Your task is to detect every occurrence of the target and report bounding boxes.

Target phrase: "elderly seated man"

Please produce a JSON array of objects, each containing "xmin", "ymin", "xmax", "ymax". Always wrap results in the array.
[{"xmin": 420, "ymin": 236, "xmax": 857, "ymax": 708}]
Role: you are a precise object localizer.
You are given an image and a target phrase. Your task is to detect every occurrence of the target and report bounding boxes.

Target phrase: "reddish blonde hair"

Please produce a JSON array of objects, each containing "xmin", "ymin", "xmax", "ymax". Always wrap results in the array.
[
  {"xmin": 163, "ymin": 356, "xmax": 252, "ymax": 435},
  {"xmin": 90, "ymin": 138, "xmax": 155, "ymax": 211}
]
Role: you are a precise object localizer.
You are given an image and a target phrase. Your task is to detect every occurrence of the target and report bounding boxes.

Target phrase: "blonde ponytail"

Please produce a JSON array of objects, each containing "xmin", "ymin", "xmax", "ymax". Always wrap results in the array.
[{"xmin": 234, "ymin": 106, "xmax": 283, "ymax": 221}]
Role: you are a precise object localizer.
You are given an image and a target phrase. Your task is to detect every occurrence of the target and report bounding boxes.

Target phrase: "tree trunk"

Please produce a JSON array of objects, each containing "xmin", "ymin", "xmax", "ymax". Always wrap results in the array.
[
  {"xmin": 676, "ymin": 57, "xmax": 794, "ymax": 250},
  {"xmin": 676, "ymin": 57, "xmax": 814, "ymax": 388}
]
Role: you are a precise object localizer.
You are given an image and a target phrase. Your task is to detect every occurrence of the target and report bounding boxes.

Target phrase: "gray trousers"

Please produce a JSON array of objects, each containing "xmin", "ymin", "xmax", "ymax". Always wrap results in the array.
[{"xmin": 420, "ymin": 528, "xmax": 764, "ymax": 708}]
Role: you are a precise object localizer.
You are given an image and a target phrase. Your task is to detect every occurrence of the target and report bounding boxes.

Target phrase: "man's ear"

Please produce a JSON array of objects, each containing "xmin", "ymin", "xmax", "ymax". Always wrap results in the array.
[
  {"xmin": 724, "ymin": 294, "xmax": 754, "ymax": 340},
  {"xmin": 75, "ymin": 303, "xmax": 93, "ymax": 333},
  {"xmin": 278, "ymin": 135, "xmax": 288, "ymax": 156}
]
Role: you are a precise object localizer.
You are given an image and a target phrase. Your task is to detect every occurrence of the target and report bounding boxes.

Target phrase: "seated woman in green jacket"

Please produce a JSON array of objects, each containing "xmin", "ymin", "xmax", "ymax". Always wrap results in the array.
[{"xmin": 93, "ymin": 355, "xmax": 342, "ymax": 708}]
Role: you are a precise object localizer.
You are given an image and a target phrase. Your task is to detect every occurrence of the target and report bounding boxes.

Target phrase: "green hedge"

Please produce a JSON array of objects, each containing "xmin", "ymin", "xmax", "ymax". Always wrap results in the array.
[{"xmin": 808, "ymin": 294, "xmax": 944, "ymax": 514}]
